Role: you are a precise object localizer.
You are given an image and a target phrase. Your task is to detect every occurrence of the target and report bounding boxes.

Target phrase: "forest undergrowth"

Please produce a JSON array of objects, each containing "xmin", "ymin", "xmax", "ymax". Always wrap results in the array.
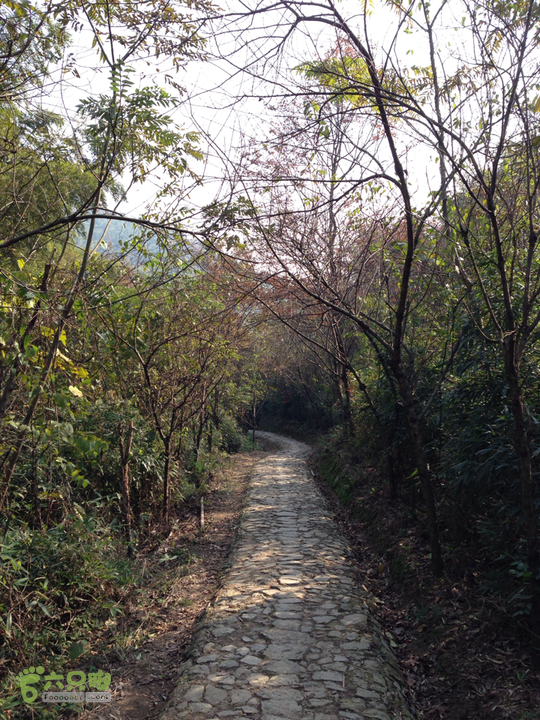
[
  {"xmin": 3, "ymin": 1, "xmax": 540, "ymax": 717},
  {"xmin": 311, "ymin": 432, "xmax": 540, "ymax": 720},
  {"xmin": 0, "ymin": 434, "xmax": 260, "ymax": 719}
]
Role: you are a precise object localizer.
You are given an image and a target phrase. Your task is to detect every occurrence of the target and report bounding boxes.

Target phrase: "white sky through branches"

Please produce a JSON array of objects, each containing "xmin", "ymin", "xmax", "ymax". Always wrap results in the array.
[{"xmin": 36, "ymin": 0, "xmax": 530, "ymax": 224}]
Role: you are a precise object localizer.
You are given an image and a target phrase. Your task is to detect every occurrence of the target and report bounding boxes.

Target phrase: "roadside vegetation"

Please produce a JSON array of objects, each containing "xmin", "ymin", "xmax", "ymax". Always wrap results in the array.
[
  {"xmin": 0, "ymin": 1, "xmax": 266, "ymax": 714},
  {"xmin": 2, "ymin": 0, "xmax": 540, "ymax": 719}
]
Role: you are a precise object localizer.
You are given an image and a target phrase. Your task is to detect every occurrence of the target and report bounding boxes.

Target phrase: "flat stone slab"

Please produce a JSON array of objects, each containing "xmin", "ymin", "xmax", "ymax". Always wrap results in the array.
[{"xmin": 161, "ymin": 432, "xmax": 414, "ymax": 720}]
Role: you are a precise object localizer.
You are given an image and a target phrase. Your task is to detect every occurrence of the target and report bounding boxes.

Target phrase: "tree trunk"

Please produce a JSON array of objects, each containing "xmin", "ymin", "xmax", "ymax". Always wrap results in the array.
[
  {"xmin": 119, "ymin": 421, "xmax": 134, "ymax": 555},
  {"xmin": 395, "ymin": 367, "xmax": 443, "ymax": 576},
  {"xmin": 195, "ymin": 414, "xmax": 205, "ymax": 459},
  {"xmin": 163, "ymin": 442, "xmax": 171, "ymax": 520},
  {"xmin": 341, "ymin": 363, "xmax": 354, "ymax": 438},
  {"xmin": 212, "ymin": 389, "xmax": 221, "ymax": 430},
  {"xmin": 31, "ymin": 451, "xmax": 43, "ymax": 531},
  {"xmin": 174, "ymin": 433, "xmax": 183, "ymax": 462},
  {"xmin": 504, "ymin": 342, "xmax": 540, "ymax": 636},
  {"xmin": 387, "ymin": 418, "xmax": 404, "ymax": 501},
  {"xmin": 252, "ymin": 394, "xmax": 256, "ymax": 443}
]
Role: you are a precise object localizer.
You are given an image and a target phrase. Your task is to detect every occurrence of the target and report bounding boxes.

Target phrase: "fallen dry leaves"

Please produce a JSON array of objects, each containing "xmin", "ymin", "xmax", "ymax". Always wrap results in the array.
[{"xmin": 79, "ymin": 448, "xmax": 268, "ymax": 720}]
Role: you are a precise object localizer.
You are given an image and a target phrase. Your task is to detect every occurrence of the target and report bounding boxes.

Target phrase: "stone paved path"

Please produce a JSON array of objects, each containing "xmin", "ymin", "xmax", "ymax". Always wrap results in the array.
[{"xmin": 161, "ymin": 433, "xmax": 414, "ymax": 720}]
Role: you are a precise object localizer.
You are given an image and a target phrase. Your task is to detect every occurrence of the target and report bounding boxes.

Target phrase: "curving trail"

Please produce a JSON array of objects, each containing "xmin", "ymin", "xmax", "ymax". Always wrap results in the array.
[{"xmin": 161, "ymin": 432, "xmax": 413, "ymax": 720}]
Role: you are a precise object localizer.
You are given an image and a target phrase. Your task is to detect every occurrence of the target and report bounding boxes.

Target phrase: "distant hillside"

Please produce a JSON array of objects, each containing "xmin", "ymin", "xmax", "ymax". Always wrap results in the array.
[{"xmin": 88, "ymin": 218, "xmax": 140, "ymax": 250}]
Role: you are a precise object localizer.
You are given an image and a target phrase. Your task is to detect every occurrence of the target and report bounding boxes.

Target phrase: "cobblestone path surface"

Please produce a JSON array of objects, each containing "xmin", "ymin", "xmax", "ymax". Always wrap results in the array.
[{"xmin": 161, "ymin": 433, "xmax": 413, "ymax": 720}]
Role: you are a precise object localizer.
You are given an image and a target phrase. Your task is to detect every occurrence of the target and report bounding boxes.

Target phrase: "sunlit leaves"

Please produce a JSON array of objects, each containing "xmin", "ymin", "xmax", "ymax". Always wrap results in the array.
[
  {"xmin": 0, "ymin": 0, "xmax": 67, "ymax": 98},
  {"xmin": 77, "ymin": 81, "xmax": 202, "ymax": 184},
  {"xmin": 52, "ymin": 0, "xmax": 213, "ymax": 69}
]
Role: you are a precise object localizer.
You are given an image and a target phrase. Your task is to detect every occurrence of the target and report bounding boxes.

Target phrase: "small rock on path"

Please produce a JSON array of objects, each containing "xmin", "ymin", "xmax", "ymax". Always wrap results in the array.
[{"xmin": 161, "ymin": 432, "xmax": 414, "ymax": 720}]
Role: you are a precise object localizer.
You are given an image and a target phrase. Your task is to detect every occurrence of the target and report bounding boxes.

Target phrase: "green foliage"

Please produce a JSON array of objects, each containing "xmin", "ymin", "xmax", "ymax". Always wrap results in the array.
[
  {"xmin": 0, "ymin": 104, "xmax": 97, "ymax": 253},
  {"xmin": 0, "ymin": 0, "xmax": 270, "ymax": 702},
  {"xmin": 0, "ymin": 516, "xmax": 131, "ymax": 668},
  {"xmin": 78, "ymin": 82, "xmax": 202, "ymax": 184},
  {"xmin": 219, "ymin": 415, "xmax": 243, "ymax": 453},
  {"xmin": 5, "ymin": 0, "xmax": 540, "ymax": 694},
  {"xmin": 0, "ymin": 1, "xmax": 67, "ymax": 98},
  {"xmin": 317, "ymin": 436, "xmax": 359, "ymax": 506}
]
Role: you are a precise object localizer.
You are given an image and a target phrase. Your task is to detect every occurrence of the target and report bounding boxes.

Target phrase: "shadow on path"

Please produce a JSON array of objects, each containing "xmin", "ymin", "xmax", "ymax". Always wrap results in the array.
[{"xmin": 161, "ymin": 432, "xmax": 414, "ymax": 720}]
